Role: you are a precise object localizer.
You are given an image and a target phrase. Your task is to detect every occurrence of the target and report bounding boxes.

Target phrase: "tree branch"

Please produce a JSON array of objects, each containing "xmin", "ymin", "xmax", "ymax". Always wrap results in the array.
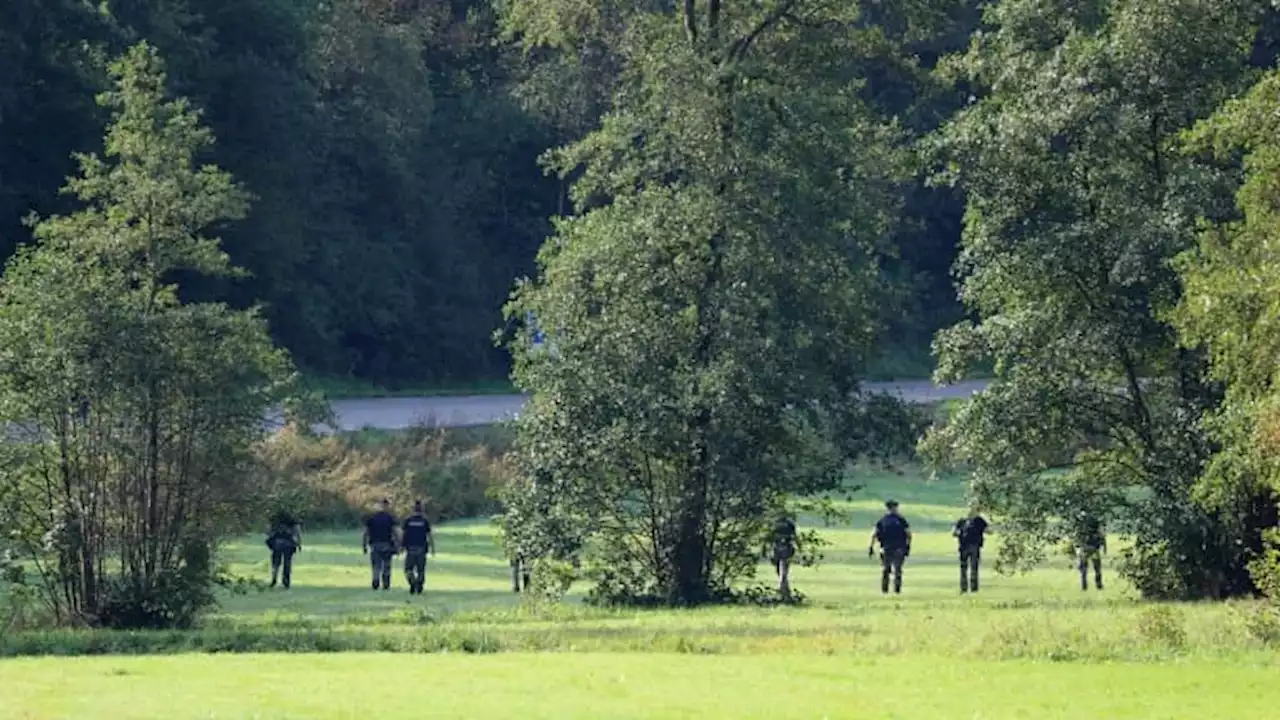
[
  {"xmin": 684, "ymin": 0, "xmax": 698, "ymax": 44},
  {"xmin": 728, "ymin": 0, "xmax": 801, "ymax": 65}
]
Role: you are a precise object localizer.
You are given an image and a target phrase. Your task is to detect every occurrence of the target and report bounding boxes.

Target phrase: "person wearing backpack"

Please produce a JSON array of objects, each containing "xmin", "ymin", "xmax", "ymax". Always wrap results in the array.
[
  {"xmin": 265, "ymin": 510, "xmax": 302, "ymax": 589},
  {"xmin": 869, "ymin": 500, "xmax": 912, "ymax": 594},
  {"xmin": 401, "ymin": 500, "xmax": 435, "ymax": 595},
  {"xmin": 953, "ymin": 510, "xmax": 989, "ymax": 593}
]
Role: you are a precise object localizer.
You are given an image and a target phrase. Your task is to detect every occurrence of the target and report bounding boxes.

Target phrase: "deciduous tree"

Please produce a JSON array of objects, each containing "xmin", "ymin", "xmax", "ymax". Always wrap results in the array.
[
  {"xmin": 0, "ymin": 43, "xmax": 311, "ymax": 627},
  {"xmin": 501, "ymin": 0, "xmax": 914, "ymax": 605},
  {"xmin": 922, "ymin": 0, "xmax": 1262, "ymax": 598}
]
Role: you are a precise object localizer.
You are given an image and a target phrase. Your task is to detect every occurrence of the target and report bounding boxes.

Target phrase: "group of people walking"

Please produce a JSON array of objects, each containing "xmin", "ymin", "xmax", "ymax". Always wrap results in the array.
[
  {"xmin": 363, "ymin": 498, "xmax": 436, "ymax": 594},
  {"xmin": 768, "ymin": 499, "xmax": 1108, "ymax": 597},
  {"xmin": 268, "ymin": 497, "xmax": 1107, "ymax": 597},
  {"xmin": 263, "ymin": 497, "xmax": 436, "ymax": 594}
]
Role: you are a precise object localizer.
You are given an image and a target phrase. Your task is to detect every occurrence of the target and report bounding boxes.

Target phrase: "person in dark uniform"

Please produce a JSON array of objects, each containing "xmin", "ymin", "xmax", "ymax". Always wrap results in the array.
[
  {"xmin": 1075, "ymin": 513, "xmax": 1106, "ymax": 591},
  {"xmin": 953, "ymin": 510, "xmax": 989, "ymax": 593},
  {"xmin": 265, "ymin": 511, "xmax": 302, "ymax": 589},
  {"xmin": 362, "ymin": 498, "xmax": 398, "ymax": 591},
  {"xmin": 511, "ymin": 554, "xmax": 532, "ymax": 593},
  {"xmin": 401, "ymin": 500, "xmax": 435, "ymax": 595},
  {"xmin": 769, "ymin": 513, "xmax": 802, "ymax": 600},
  {"xmin": 869, "ymin": 500, "xmax": 912, "ymax": 594}
]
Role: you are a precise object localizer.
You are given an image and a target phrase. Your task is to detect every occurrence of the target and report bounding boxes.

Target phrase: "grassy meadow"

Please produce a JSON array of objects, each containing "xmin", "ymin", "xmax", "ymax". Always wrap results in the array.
[{"xmin": 4, "ymin": 463, "xmax": 1280, "ymax": 719}]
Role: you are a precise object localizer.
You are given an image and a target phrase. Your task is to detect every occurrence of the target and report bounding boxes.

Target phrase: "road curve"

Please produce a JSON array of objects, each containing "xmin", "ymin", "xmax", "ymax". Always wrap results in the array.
[{"xmin": 323, "ymin": 379, "xmax": 990, "ymax": 432}]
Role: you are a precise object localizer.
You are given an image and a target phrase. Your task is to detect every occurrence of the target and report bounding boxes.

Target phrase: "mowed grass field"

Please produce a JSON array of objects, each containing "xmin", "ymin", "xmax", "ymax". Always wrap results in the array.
[
  {"xmin": 4, "ymin": 466, "xmax": 1280, "ymax": 719},
  {"xmin": 6, "ymin": 653, "xmax": 1278, "ymax": 719}
]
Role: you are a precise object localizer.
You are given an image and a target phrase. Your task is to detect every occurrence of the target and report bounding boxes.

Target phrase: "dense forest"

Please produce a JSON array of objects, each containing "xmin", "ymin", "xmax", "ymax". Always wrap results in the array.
[{"xmin": 0, "ymin": 0, "xmax": 973, "ymax": 386}]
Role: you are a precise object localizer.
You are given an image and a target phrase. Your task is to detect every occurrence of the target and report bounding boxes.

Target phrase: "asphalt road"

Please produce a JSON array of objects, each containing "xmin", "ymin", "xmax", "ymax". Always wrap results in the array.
[{"xmin": 324, "ymin": 379, "xmax": 990, "ymax": 432}]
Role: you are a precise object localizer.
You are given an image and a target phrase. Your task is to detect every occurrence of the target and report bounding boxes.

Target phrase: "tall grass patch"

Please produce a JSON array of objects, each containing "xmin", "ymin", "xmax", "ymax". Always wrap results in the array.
[{"xmin": 257, "ymin": 424, "xmax": 513, "ymax": 526}]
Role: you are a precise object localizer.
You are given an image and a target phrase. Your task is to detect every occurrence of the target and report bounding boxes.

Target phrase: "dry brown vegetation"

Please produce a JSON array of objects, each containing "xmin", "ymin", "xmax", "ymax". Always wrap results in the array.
[{"xmin": 255, "ymin": 425, "xmax": 512, "ymax": 526}]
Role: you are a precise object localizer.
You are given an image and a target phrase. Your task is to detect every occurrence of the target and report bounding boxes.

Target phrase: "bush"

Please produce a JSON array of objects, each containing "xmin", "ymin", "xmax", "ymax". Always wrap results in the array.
[
  {"xmin": 0, "ymin": 551, "xmax": 39, "ymax": 639},
  {"xmin": 1120, "ymin": 541, "xmax": 1192, "ymax": 601},
  {"xmin": 1234, "ymin": 601, "xmax": 1280, "ymax": 645},
  {"xmin": 1135, "ymin": 605, "xmax": 1187, "ymax": 650},
  {"xmin": 95, "ymin": 540, "xmax": 218, "ymax": 630},
  {"xmin": 1248, "ymin": 529, "xmax": 1280, "ymax": 600},
  {"xmin": 256, "ymin": 424, "xmax": 509, "ymax": 527},
  {"xmin": 524, "ymin": 558, "xmax": 578, "ymax": 605}
]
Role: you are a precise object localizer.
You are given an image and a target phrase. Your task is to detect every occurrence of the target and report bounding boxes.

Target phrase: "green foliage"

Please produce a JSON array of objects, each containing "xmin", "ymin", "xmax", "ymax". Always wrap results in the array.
[
  {"xmin": 1, "ymin": 0, "xmax": 980, "ymax": 389},
  {"xmin": 0, "ymin": 43, "xmax": 311, "ymax": 628},
  {"xmin": 922, "ymin": 0, "xmax": 1263, "ymax": 599},
  {"xmin": 1248, "ymin": 530, "xmax": 1280, "ymax": 601},
  {"xmin": 1173, "ymin": 67, "xmax": 1280, "ymax": 599},
  {"xmin": 501, "ymin": 0, "xmax": 918, "ymax": 606},
  {"xmin": 1135, "ymin": 604, "xmax": 1187, "ymax": 650},
  {"xmin": 0, "ymin": 0, "xmax": 563, "ymax": 386}
]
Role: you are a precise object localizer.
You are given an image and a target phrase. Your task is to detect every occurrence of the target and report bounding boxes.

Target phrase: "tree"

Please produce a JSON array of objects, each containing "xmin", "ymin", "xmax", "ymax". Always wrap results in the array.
[
  {"xmin": 1173, "ymin": 68, "xmax": 1280, "ymax": 595},
  {"xmin": 500, "ymin": 0, "xmax": 915, "ymax": 605},
  {"xmin": 0, "ymin": 43, "xmax": 310, "ymax": 628},
  {"xmin": 921, "ymin": 0, "xmax": 1263, "ymax": 598}
]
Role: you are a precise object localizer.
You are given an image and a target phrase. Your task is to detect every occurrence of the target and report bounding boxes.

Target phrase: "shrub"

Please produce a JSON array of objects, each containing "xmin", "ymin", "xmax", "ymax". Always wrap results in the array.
[
  {"xmin": 1230, "ymin": 600, "xmax": 1280, "ymax": 645},
  {"xmin": 257, "ymin": 424, "xmax": 509, "ymax": 526},
  {"xmin": 1135, "ymin": 605, "xmax": 1187, "ymax": 650},
  {"xmin": 0, "ymin": 551, "xmax": 39, "ymax": 640},
  {"xmin": 95, "ymin": 540, "xmax": 218, "ymax": 630},
  {"xmin": 1247, "ymin": 529, "xmax": 1280, "ymax": 600},
  {"xmin": 521, "ymin": 558, "xmax": 578, "ymax": 606}
]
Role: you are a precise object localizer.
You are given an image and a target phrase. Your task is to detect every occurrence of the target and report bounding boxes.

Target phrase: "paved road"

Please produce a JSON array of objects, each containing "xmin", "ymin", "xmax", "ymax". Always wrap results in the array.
[{"xmin": 323, "ymin": 379, "xmax": 990, "ymax": 432}]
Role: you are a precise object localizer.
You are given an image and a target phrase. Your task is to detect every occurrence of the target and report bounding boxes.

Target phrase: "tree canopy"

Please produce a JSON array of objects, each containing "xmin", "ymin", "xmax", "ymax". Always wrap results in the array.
[
  {"xmin": 0, "ymin": 0, "xmax": 974, "ymax": 388},
  {"xmin": 0, "ymin": 42, "xmax": 310, "ymax": 627},
  {"xmin": 499, "ymin": 0, "xmax": 923, "ymax": 605}
]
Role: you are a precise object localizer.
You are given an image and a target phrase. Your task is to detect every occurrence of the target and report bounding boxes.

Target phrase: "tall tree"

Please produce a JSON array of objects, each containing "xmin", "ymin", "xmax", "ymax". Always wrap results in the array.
[
  {"xmin": 1173, "ymin": 67, "xmax": 1280, "ymax": 592},
  {"xmin": 500, "ymin": 0, "xmax": 911, "ymax": 605},
  {"xmin": 0, "ymin": 43, "xmax": 311, "ymax": 627},
  {"xmin": 921, "ymin": 0, "xmax": 1262, "ymax": 598}
]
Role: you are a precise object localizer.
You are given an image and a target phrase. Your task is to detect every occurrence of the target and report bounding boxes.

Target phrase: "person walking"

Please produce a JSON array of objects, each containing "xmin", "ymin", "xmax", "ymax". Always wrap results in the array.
[
  {"xmin": 362, "ymin": 498, "xmax": 398, "ymax": 591},
  {"xmin": 769, "ymin": 513, "xmax": 802, "ymax": 600},
  {"xmin": 869, "ymin": 500, "xmax": 912, "ymax": 594},
  {"xmin": 511, "ymin": 554, "xmax": 532, "ymax": 593},
  {"xmin": 1075, "ymin": 513, "xmax": 1106, "ymax": 591},
  {"xmin": 266, "ymin": 511, "xmax": 302, "ymax": 589},
  {"xmin": 953, "ymin": 510, "xmax": 989, "ymax": 593},
  {"xmin": 401, "ymin": 500, "xmax": 435, "ymax": 595}
]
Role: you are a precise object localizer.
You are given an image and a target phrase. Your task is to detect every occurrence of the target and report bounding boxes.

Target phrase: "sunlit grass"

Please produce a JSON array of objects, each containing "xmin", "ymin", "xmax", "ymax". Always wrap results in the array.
[
  {"xmin": 7, "ymin": 463, "xmax": 1280, "ymax": 718},
  {"xmin": 5, "ymin": 652, "xmax": 1278, "ymax": 720}
]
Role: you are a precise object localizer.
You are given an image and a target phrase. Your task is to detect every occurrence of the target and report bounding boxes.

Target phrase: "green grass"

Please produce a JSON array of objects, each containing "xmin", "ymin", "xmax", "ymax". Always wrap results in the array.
[
  {"xmin": 7, "ymin": 464, "xmax": 1280, "ymax": 717},
  {"xmin": 4, "ymin": 652, "xmax": 1279, "ymax": 720},
  {"xmin": 163, "ymin": 466, "xmax": 1266, "ymax": 663}
]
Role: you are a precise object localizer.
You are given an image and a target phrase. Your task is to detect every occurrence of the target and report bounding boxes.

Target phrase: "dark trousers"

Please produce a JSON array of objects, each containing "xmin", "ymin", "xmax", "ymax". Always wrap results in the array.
[
  {"xmin": 1078, "ymin": 548, "xmax": 1103, "ymax": 590},
  {"xmin": 880, "ymin": 547, "xmax": 906, "ymax": 593},
  {"xmin": 370, "ymin": 542, "xmax": 394, "ymax": 589},
  {"xmin": 404, "ymin": 547, "xmax": 427, "ymax": 593},
  {"xmin": 772, "ymin": 543, "xmax": 797, "ymax": 598},
  {"xmin": 511, "ymin": 557, "xmax": 531, "ymax": 592},
  {"xmin": 960, "ymin": 546, "xmax": 981, "ymax": 593},
  {"xmin": 270, "ymin": 548, "xmax": 295, "ymax": 588}
]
